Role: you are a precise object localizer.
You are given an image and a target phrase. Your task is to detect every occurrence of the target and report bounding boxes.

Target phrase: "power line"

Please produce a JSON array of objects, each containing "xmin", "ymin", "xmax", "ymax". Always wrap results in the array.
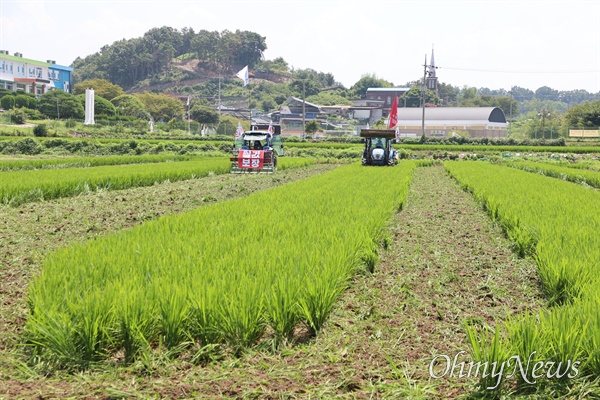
[{"xmin": 441, "ymin": 66, "xmax": 599, "ymax": 74}]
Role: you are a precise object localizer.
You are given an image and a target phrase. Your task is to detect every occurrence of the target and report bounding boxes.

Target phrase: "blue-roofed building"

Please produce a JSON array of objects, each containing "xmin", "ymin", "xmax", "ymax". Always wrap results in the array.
[
  {"xmin": 48, "ymin": 62, "xmax": 73, "ymax": 93},
  {"xmin": 0, "ymin": 51, "xmax": 73, "ymax": 95}
]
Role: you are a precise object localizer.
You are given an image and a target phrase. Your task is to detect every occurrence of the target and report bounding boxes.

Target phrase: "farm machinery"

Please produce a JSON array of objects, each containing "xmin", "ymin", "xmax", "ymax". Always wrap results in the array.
[
  {"xmin": 230, "ymin": 131, "xmax": 284, "ymax": 173},
  {"xmin": 360, "ymin": 129, "xmax": 398, "ymax": 166}
]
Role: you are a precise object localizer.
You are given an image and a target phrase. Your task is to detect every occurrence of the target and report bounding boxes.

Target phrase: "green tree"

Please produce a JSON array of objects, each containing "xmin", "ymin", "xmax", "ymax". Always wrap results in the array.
[
  {"xmin": 372, "ymin": 117, "xmax": 386, "ymax": 128},
  {"xmin": 535, "ymin": 86, "xmax": 559, "ymax": 102},
  {"xmin": 134, "ymin": 92, "xmax": 184, "ymax": 121},
  {"xmin": 437, "ymin": 82, "xmax": 460, "ymax": 106},
  {"xmin": 351, "ymin": 74, "xmax": 393, "ymax": 98},
  {"xmin": 290, "ymin": 79, "xmax": 321, "ymax": 97},
  {"xmin": 400, "ymin": 84, "xmax": 438, "ymax": 107},
  {"xmin": 37, "ymin": 90, "xmax": 84, "ymax": 119},
  {"xmin": 190, "ymin": 105, "xmax": 220, "ymax": 124},
  {"xmin": 253, "ymin": 82, "xmax": 291, "ymax": 105},
  {"xmin": 305, "ymin": 120, "xmax": 320, "ymax": 136},
  {"xmin": 559, "ymin": 89, "xmax": 593, "ymax": 106},
  {"xmin": 76, "ymin": 94, "xmax": 116, "ymax": 117},
  {"xmin": 564, "ymin": 100, "xmax": 600, "ymax": 128},
  {"xmin": 192, "ymin": 30, "xmax": 220, "ymax": 65},
  {"xmin": 510, "ymin": 86, "xmax": 534, "ymax": 102},
  {"xmin": 522, "ymin": 110, "xmax": 563, "ymax": 139},
  {"xmin": 179, "ymin": 27, "xmax": 195, "ymax": 55},
  {"xmin": 73, "ymin": 78, "xmax": 125, "ymax": 100},
  {"xmin": 260, "ymin": 96, "xmax": 277, "ymax": 112},
  {"xmin": 215, "ymin": 30, "xmax": 237, "ymax": 72},
  {"xmin": 111, "ymin": 94, "xmax": 149, "ymax": 119},
  {"xmin": 306, "ymin": 92, "xmax": 352, "ymax": 106},
  {"xmin": 460, "ymin": 87, "xmax": 478, "ymax": 104},
  {"xmin": 216, "ymin": 114, "xmax": 247, "ymax": 135},
  {"xmin": 493, "ymin": 96, "xmax": 519, "ymax": 117},
  {"xmin": 233, "ymin": 30, "xmax": 267, "ymax": 68},
  {"xmin": 255, "ymin": 57, "xmax": 289, "ymax": 75}
]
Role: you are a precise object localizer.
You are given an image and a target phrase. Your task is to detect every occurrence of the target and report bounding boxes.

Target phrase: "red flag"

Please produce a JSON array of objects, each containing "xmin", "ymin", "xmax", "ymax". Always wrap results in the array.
[{"xmin": 387, "ymin": 96, "xmax": 398, "ymax": 129}]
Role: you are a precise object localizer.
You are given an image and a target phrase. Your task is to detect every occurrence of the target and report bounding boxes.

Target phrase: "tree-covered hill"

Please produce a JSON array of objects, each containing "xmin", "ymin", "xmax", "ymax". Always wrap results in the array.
[{"xmin": 72, "ymin": 27, "xmax": 267, "ymax": 90}]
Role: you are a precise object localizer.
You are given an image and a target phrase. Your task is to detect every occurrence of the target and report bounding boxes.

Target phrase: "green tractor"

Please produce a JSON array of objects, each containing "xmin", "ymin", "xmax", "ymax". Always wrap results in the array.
[{"xmin": 360, "ymin": 129, "xmax": 398, "ymax": 166}]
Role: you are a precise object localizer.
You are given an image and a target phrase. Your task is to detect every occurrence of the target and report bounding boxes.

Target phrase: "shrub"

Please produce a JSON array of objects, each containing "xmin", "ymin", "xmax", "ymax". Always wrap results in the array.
[
  {"xmin": 1, "ymin": 95, "xmax": 15, "ymax": 110},
  {"xmin": 8, "ymin": 108, "xmax": 26, "ymax": 124},
  {"xmin": 33, "ymin": 124, "xmax": 48, "ymax": 137}
]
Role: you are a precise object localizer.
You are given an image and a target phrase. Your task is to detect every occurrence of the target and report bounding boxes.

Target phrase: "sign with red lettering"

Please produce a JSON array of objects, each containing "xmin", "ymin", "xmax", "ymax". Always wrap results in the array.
[{"xmin": 238, "ymin": 150, "xmax": 264, "ymax": 169}]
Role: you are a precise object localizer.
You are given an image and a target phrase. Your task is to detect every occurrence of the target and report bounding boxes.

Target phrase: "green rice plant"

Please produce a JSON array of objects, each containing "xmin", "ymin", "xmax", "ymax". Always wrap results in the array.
[
  {"xmin": 542, "ymin": 306, "xmax": 586, "ymax": 371},
  {"xmin": 446, "ymin": 161, "xmax": 600, "ymax": 389},
  {"xmin": 25, "ymin": 311, "xmax": 82, "ymax": 371},
  {"xmin": 445, "ymin": 161, "xmax": 600, "ymax": 305},
  {"xmin": 0, "ymin": 154, "xmax": 202, "ymax": 172},
  {"xmin": 277, "ymin": 157, "xmax": 317, "ymax": 170},
  {"xmin": 507, "ymin": 160, "xmax": 600, "ymax": 189},
  {"xmin": 0, "ymin": 155, "xmax": 315, "ymax": 206},
  {"xmin": 188, "ymin": 288, "xmax": 221, "ymax": 347},
  {"xmin": 159, "ymin": 288, "xmax": 190, "ymax": 351},
  {"xmin": 215, "ymin": 282, "xmax": 265, "ymax": 355},
  {"xmin": 464, "ymin": 321, "xmax": 513, "ymax": 391},
  {"xmin": 72, "ymin": 292, "xmax": 115, "ymax": 365},
  {"xmin": 0, "ymin": 157, "xmax": 230, "ymax": 206},
  {"xmin": 264, "ymin": 274, "xmax": 302, "ymax": 345},
  {"xmin": 25, "ymin": 161, "xmax": 419, "ymax": 367},
  {"xmin": 506, "ymin": 312, "xmax": 545, "ymax": 388},
  {"xmin": 535, "ymin": 247, "xmax": 591, "ymax": 305},
  {"xmin": 580, "ymin": 296, "xmax": 600, "ymax": 376},
  {"xmin": 117, "ymin": 288, "xmax": 157, "ymax": 363},
  {"xmin": 297, "ymin": 268, "xmax": 347, "ymax": 335}
]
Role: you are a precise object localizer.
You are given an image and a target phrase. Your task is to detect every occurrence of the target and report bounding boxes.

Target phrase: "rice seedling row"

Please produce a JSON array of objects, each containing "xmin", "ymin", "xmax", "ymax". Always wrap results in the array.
[
  {"xmin": 444, "ymin": 161, "xmax": 600, "ymax": 391},
  {"xmin": 0, "ymin": 157, "xmax": 315, "ymax": 206},
  {"xmin": 506, "ymin": 160, "xmax": 600, "ymax": 188},
  {"xmin": 0, "ymin": 154, "xmax": 206, "ymax": 172},
  {"xmin": 24, "ymin": 161, "xmax": 419, "ymax": 370},
  {"xmin": 398, "ymin": 144, "xmax": 600, "ymax": 153}
]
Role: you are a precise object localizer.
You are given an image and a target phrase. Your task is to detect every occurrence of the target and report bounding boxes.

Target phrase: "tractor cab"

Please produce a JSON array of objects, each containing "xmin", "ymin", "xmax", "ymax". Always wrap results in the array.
[
  {"xmin": 360, "ymin": 129, "xmax": 398, "ymax": 166},
  {"xmin": 234, "ymin": 131, "xmax": 284, "ymax": 156},
  {"xmin": 231, "ymin": 131, "xmax": 282, "ymax": 173}
]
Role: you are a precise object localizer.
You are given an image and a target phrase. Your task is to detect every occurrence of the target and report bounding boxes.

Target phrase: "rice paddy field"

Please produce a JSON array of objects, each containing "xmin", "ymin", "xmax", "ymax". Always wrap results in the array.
[{"xmin": 1, "ymin": 145, "xmax": 600, "ymax": 399}]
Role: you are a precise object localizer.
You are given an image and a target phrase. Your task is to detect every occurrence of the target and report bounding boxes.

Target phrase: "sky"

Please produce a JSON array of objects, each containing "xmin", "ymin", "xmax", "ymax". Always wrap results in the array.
[{"xmin": 1, "ymin": 0, "xmax": 599, "ymax": 93}]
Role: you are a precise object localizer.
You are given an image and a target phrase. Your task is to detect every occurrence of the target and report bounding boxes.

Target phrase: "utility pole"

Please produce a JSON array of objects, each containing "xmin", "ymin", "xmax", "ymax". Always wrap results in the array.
[
  {"xmin": 538, "ymin": 109, "xmax": 550, "ymax": 139},
  {"xmin": 187, "ymin": 97, "xmax": 190, "ymax": 135},
  {"xmin": 218, "ymin": 76, "xmax": 221, "ymax": 115},
  {"xmin": 302, "ymin": 80, "xmax": 306, "ymax": 140},
  {"xmin": 421, "ymin": 54, "xmax": 427, "ymax": 137}
]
